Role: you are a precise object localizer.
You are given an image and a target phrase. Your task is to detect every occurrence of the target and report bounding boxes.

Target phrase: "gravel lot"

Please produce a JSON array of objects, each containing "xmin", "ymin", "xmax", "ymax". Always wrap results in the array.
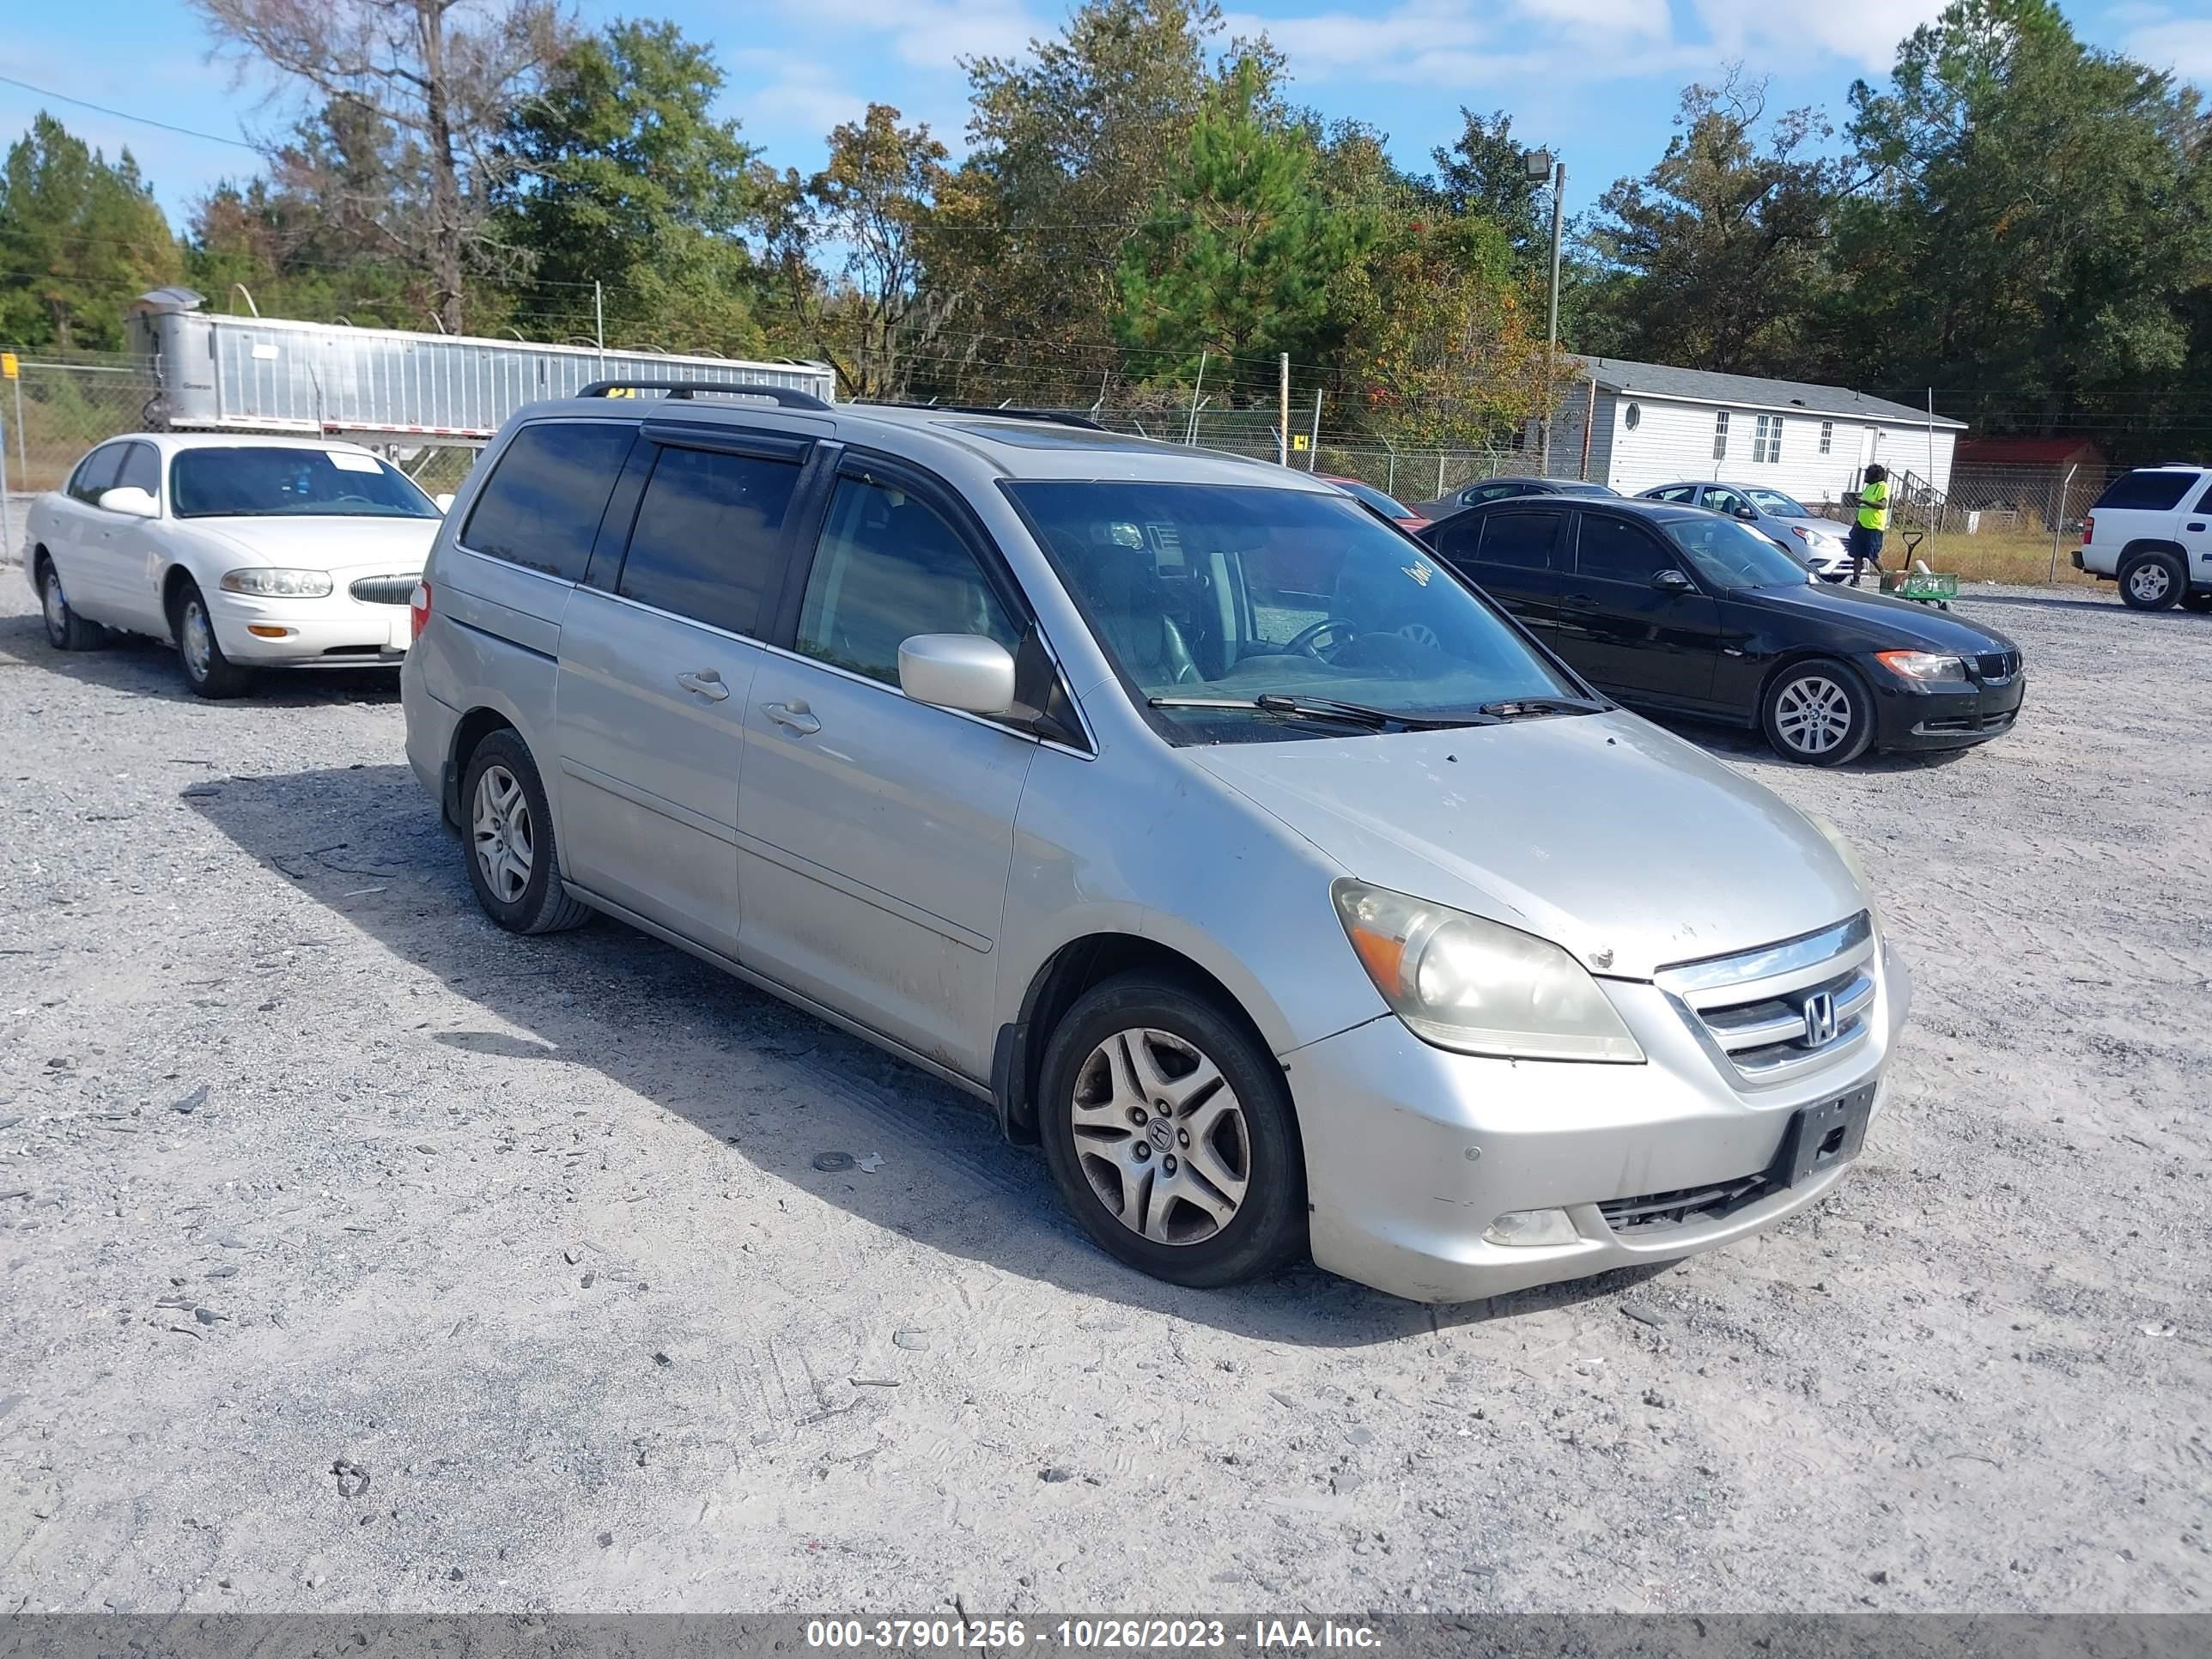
[{"xmin": 1, "ymin": 575, "xmax": 2206, "ymax": 1616}]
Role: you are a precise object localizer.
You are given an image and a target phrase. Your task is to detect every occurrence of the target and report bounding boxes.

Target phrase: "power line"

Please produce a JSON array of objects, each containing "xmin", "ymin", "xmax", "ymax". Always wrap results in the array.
[{"xmin": 0, "ymin": 73, "xmax": 262, "ymax": 154}]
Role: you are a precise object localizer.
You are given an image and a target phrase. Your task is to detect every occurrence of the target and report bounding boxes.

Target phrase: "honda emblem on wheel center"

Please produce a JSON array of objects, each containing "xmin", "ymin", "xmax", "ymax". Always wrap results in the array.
[{"xmin": 1802, "ymin": 990, "xmax": 1839, "ymax": 1048}]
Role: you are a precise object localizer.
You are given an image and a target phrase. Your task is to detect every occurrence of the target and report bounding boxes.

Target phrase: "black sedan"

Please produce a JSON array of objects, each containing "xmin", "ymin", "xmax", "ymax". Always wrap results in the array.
[
  {"xmin": 1418, "ymin": 497, "xmax": 2025, "ymax": 766},
  {"xmin": 1406, "ymin": 475, "xmax": 1618, "ymax": 521}
]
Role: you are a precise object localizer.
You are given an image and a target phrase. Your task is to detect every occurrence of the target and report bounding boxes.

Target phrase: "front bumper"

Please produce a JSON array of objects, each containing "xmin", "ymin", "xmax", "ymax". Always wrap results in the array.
[
  {"xmin": 1285, "ymin": 941, "xmax": 1912, "ymax": 1304},
  {"xmin": 203, "ymin": 586, "xmax": 415, "ymax": 665},
  {"xmin": 1871, "ymin": 672, "xmax": 2026, "ymax": 752}
]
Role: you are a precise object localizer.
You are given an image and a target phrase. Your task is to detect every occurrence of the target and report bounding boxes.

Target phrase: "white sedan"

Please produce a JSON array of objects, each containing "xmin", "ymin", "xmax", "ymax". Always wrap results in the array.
[{"xmin": 23, "ymin": 433, "xmax": 447, "ymax": 698}]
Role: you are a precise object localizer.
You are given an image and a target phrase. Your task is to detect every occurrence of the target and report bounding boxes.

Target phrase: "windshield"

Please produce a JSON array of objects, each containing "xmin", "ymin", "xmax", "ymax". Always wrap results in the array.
[
  {"xmin": 1007, "ymin": 481, "xmax": 1582, "ymax": 739},
  {"xmin": 1747, "ymin": 488, "xmax": 1814, "ymax": 517},
  {"xmin": 171, "ymin": 447, "xmax": 441, "ymax": 520},
  {"xmin": 1663, "ymin": 515, "xmax": 1814, "ymax": 589},
  {"xmin": 1336, "ymin": 479, "xmax": 1416, "ymax": 519}
]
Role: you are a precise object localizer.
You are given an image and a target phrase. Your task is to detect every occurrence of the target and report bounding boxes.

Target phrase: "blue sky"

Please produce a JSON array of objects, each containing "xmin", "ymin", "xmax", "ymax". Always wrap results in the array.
[{"xmin": 4, "ymin": 0, "xmax": 2208, "ymax": 232}]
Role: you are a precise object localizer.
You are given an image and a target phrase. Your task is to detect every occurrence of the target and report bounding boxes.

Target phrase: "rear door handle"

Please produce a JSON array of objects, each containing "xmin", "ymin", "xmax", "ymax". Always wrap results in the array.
[
  {"xmin": 675, "ymin": 670, "xmax": 731, "ymax": 702},
  {"xmin": 762, "ymin": 699, "xmax": 820, "ymax": 735}
]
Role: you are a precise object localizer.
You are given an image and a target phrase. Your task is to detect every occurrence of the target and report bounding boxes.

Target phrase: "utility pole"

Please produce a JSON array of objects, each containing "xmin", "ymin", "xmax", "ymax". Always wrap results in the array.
[
  {"xmin": 1539, "ymin": 155, "xmax": 1565, "ymax": 477},
  {"xmin": 594, "ymin": 281, "xmax": 606, "ymax": 368},
  {"xmin": 1278, "ymin": 353, "xmax": 1290, "ymax": 467},
  {"xmin": 1187, "ymin": 351, "xmax": 1209, "ymax": 446}
]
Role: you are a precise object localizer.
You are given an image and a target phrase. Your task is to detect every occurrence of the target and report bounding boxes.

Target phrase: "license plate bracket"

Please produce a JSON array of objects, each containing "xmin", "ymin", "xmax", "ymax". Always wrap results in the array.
[{"xmin": 1774, "ymin": 1084, "xmax": 1875, "ymax": 1188}]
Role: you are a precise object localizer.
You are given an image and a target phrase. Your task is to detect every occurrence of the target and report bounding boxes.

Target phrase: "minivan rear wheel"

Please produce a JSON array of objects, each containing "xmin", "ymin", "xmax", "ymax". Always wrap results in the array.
[
  {"xmin": 460, "ymin": 730, "xmax": 592, "ymax": 935},
  {"xmin": 1761, "ymin": 658, "xmax": 1875, "ymax": 767},
  {"xmin": 1038, "ymin": 973, "xmax": 1305, "ymax": 1287}
]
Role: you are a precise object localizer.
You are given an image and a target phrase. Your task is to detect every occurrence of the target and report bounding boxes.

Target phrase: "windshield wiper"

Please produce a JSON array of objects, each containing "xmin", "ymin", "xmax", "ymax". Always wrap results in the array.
[
  {"xmin": 1147, "ymin": 694, "xmax": 1489, "ymax": 732},
  {"xmin": 1474, "ymin": 696, "xmax": 1608, "ymax": 721}
]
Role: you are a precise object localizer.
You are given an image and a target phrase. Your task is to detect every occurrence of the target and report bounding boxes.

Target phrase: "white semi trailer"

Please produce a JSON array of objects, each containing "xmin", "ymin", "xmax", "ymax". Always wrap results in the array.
[{"xmin": 126, "ymin": 287, "xmax": 835, "ymax": 444}]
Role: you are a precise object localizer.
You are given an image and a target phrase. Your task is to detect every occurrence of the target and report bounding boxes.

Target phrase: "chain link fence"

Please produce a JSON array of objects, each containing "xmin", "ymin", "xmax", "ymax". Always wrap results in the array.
[{"xmin": 0, "ymin": 351, "xmax": 2124, "ymax": 588}]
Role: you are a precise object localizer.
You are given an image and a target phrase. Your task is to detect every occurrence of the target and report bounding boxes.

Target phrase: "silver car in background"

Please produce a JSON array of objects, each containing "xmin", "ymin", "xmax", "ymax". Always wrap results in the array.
[
  {"xmin": 1640, "ymin": 481, "xmax": 1855, "ymax": 580},
  {"xmin": 401, "ymin": 386, "xmax": 1910, "ymax": 1304}
]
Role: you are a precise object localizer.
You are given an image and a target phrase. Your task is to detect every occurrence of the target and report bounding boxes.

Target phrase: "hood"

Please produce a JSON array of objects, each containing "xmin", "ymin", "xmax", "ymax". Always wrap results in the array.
[
  {"xmin": 1189, "ymin": 710, "xmax": 1866, "ymax": 980},
  {"xmin": 180, "ymin": 515, "xmax": 440, "ymax": 574},
  {"xmin": 1741, "ymin": 580, "xmax": 2018, "ymax": 653}
]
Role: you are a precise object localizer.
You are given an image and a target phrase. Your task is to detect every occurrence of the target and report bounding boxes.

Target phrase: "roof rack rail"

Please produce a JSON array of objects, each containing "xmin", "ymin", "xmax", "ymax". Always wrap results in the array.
[
  {"xmin": 576, "ymin": 379, "xmax": 832, "ymax": 411},
  {"xmin": 859, "ymin": 399, "xmax": 1108, "ymax": 431}
]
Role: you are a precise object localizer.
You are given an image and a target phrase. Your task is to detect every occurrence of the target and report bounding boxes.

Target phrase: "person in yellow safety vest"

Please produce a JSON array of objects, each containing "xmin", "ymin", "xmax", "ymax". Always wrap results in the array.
[{"xmin": 1846, "ymin": 464, "xmax": 1890, "ymax": 587}]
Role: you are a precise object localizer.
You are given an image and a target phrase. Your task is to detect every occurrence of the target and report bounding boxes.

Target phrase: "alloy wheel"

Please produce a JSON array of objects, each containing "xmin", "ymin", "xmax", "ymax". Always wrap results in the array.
[
  {"xmin": 1774, "ymin": 673, "xmax": 1852, "ymax": 757},
  {"xmin": 471, "ymin": 763, "xmax": 535, "ymax": 904},
  {"xmin": 41, "ymin": 570, "xmax": 69, "ymax": 645},
  {"xmin": 2128, "ymin": 562, "xmax": 2172, "ymax": 605},
  {"xmin": 1068, "ymin": 1027, "xmax": 1249, "ymax": 1246},
  {"xmin": 180, "ymin": 599, "xmax": 214, "ymax": 682}
]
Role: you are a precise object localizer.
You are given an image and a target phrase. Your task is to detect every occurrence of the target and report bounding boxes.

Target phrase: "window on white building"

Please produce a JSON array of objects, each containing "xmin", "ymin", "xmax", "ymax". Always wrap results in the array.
[
  {"xmin": 1819, "ymin": 420, "xmax": 1834, "ymax": 455},
  {"xmin": 1712, "ymin": 410, "xmax": 1729, "ymax": 461},
  {"xmin": 1753, "ymin": 414, "xmax": 1784, "ymax": 464}
]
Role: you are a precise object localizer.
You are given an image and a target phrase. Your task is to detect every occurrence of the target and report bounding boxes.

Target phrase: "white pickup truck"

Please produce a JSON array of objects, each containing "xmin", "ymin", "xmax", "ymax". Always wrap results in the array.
[{"xmin": 2071, "ymin": 465, "xmax": 2212, "ymax": 611}]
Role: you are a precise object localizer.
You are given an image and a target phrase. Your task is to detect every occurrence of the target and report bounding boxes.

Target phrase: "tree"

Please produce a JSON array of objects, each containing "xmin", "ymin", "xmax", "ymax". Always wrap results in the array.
[
  {"xmin": 0, "ymin": 115, "xmax": 180, "ymax": 349},
  {"xmin": 193, "ymin": 0, "xmax": 570, "ymax": 334},
  {"xmin": 1427, "ymin": 108, "xmax": 1548, "ymax": 264},
  {"xmin": 928, "ymin": 0, "xmax": 1269, "ymax": 392},
  {"xmin": 1836, "ymin": 0, "xmax": 2212, "ymax": 440},
  {"xmin": 1583, "ymin": 71, "xmax": 1838, "ymax": 375},
  {"xmin": 767, "ymin": 105, "xmax": 951, "ymax": 399},
  {"xmin": 1115, "ymin": 59, "xmax": 1371, "ymax": 399},
  {"xmin": 499, "ymin": 20, "xmax": 769, "ymax": 354}
]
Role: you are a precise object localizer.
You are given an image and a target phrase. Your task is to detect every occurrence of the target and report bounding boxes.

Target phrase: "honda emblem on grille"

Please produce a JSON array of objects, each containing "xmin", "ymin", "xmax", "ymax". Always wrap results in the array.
[{"xmin": 1802, "ymin": 990, "xmax": 1839, "ymax": 1048}]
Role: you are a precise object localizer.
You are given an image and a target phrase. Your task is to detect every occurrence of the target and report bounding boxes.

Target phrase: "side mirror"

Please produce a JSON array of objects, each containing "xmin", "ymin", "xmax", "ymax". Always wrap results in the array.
[
  {"xmin": 1731, "ymin": 505, "xmax": 1758, "ymax": 521},
  {"xmin": 1652, "ymin": 568, "xmax": 1695, "ymax": 593},
  {"xmin": 434, "ymin": 492, "xmax": 456, "ymax": 513},
  {"xmin": 897, "ymin": 633, "xmax": 1017, "ymax": 717},
  {"xmin": 98, "ymin": 485, "xmax": 158, "ymax": 519}
]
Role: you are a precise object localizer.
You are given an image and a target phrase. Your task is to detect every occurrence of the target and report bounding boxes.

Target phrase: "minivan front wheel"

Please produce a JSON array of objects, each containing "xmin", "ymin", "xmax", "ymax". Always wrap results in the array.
[
  {"xmin": 1762, "ymin": 659, "xmax": 1874, "ymax": 767},
  {"xmin": 1039, "ymin": 974, "xmax": 1305, "ymax": 1287},
  {"xmin": 460, "ymin": 730, "xmax": 592, "ymax": 935}
]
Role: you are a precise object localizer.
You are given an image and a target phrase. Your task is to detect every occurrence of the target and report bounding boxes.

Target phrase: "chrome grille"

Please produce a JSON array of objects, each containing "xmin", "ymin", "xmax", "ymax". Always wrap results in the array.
[
  {"xmin": 349, "ymin": 574, "xmax": 419, "ymax": 605},
  {"xmin": 1656, "ymin": 913, "xmax": 1877, "ymax": 1085},
  {"xmin": 1974, "ymin": 649, "xmax": 2021, "ymax": 682}
]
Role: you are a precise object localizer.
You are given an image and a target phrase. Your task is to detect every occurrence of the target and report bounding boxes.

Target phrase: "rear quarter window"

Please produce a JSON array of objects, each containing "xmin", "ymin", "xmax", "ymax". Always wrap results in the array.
[
  {"xmin": 2094, "ymin": 471, "xmax": 2197, "ymax": 513},
  {"xmin": 460, "ymin": 422, "xmax": 638, "ymax": 580}
]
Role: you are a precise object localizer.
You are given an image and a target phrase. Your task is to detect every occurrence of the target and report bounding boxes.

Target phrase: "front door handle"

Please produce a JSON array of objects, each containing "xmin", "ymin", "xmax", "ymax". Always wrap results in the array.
[
  {"xmin": 675, "ymin": 670, "xmax": 731, "ymax": 702},
  {"xmin": 762, "ymin": 699, "xmax": 820, "ymax": 735}
]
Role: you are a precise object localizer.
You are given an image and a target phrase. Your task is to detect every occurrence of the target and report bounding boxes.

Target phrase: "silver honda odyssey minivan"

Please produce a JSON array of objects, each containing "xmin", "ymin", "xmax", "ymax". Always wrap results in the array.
[{"xmin": 401, "ymin": 384, "xmax": 1911, "ymax": 1304}]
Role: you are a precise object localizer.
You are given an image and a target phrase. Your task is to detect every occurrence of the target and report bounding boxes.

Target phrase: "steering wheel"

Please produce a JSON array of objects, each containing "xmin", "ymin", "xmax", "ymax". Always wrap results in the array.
[{"xmin": 1284, "ymin": 617, "xmax": 1359, "ymax": 659}]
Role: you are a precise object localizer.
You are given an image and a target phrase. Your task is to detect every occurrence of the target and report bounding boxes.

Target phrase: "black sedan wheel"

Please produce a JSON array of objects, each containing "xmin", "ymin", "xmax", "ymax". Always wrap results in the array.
[{"xmin": 1761, "ymin": 659, "xmax": 1874, "ymax": 767}]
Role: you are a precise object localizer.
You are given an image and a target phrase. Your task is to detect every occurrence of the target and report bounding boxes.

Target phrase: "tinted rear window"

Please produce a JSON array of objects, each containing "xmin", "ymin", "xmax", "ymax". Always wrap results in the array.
[
  {"xmin": 1475, "ymin": 509, "xmax": 1564, "ymax": 570},
  {"xmin": 2094, "ymin": 471, "xmax": 2196, "ymax": 513},
  {"xmin": 462, "ymin": 422, "xmax": 637, "ymax": 580},
  {"xmin": 617, "ymin": 446, "xmax": 800, "ymax": 635}
]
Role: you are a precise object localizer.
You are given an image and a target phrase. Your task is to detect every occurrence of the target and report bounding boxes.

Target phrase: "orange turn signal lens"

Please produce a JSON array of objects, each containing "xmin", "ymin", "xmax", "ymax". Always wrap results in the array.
[{"xmin": 246, "ymin": 625, "xmax": 292, "ymax": 639}]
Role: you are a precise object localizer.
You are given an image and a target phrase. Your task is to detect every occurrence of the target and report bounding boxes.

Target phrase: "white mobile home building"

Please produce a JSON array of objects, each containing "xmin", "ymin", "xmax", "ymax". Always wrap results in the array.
[{"xmin": 1547, "ymin": 357, "xmax": 1965, "ymax": 505}]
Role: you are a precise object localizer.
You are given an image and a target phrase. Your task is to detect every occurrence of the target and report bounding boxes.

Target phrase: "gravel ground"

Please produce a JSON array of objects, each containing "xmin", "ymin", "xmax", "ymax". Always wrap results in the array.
[{"xmin": 1, "ymin": 576, "xmax": 2206, "ymax": 1616}]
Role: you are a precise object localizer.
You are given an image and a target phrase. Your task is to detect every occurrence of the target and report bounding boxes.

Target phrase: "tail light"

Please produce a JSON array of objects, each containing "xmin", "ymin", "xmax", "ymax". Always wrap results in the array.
[
  {"xmin": 409, "ymin": 580, "xmax": 431, "ymax": 641},
  {"xmin": 2081, "ymin": 514, "xmax": 2093, "ymax": 544}
]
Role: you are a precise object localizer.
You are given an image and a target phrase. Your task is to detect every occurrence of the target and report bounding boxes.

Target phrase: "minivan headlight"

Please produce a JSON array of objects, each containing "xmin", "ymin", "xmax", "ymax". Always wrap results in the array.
[
  {"xmin": 1332, "ymin": 880, "xmax": 1644, "ymax": 1063},
  {"xmin": 221, "ymin": 568, "xmax": 333, "ymax": 598}
]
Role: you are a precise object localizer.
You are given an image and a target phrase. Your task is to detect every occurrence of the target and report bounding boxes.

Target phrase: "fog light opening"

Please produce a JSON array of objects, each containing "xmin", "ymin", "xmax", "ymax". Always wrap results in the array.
[
  {"xmin": 246, "ymin": 624, "xmax": 295, "ymax": 639},
  {"xmin": 1483, "ymin": 1207, "xmax": 1580, "ymax": 1249}
]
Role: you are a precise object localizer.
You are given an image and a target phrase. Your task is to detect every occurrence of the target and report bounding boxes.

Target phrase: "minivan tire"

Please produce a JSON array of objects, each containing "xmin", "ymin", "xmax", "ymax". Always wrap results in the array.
[
  {"xmin": 1761, "ymin": 658, "xmax": 1875, "ymax": 767},
  {"xmin": 2118, "ymin": 550, "xmax": 2185, "ymax": 611},
  {"xmin": 460, "ymin": 730, "xmax": 593, "ymax": 935},
  {"xmin": 38, "ymin": 557, "xmax": 106, "ymax": 652},
  {"xmin": 1037, "ymin": 972, "xmax": 1305, "ymax": 1288},
  {"xmin": 169, "ymin": 579, "xmax": 254, "ymax": 699}
]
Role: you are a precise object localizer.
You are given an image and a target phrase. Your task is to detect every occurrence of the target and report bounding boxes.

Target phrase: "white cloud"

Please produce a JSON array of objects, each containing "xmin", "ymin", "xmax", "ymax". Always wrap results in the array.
[
  {"xmin": 726, "ymin": 47, "xmax": 873, "ymax": 141},
  {"xmin": 1690, "ymin": 0, "xmax": 1950, "ymax": 74},
  {"xmin": 2124, "ymin": 17, "xmax": 2212, "ymax": 83},
  {"xmin": 761, "ymin": 0, "xmax": 1041, "ymax": 71}
]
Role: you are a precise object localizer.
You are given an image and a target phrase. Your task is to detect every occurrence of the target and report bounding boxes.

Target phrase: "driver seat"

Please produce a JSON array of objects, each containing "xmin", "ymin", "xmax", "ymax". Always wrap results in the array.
[{"xmin": 1054, "ymin": 531, "xmax": 1199, "ymax": 685}]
